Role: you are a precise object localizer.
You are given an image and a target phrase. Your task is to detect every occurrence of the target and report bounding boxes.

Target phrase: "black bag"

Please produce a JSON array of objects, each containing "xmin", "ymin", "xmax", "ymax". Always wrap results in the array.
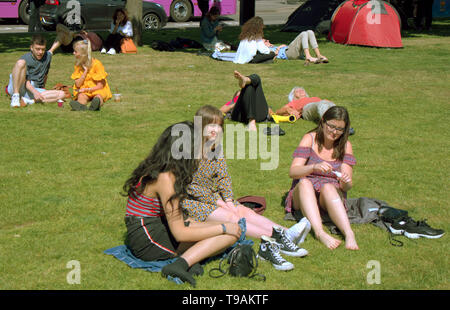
[
  {"xmin": 378, "ymin": 206, "xmax": 409, "ymax": 247},
  {"xmin": 378, "ymin": 206, "xmax": 409, "ymax": 224},
  {"xmin": 209, "ymin": 244, "xmax": 265, "ymax": 281}
]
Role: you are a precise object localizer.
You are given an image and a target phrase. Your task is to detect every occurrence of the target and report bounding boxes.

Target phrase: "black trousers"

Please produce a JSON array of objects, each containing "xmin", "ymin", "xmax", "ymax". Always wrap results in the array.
[
  {"xmin": 415, "ymin": 0, "xmax": 434, "ymax": 29},
  {"xmin": 103, "ymin": 33, "xmax": 124, "ymax": 52},
  {"xmin": 231, "ymin": 74, "xmax": 269, "ymax": 124},
  {"xmin": 198, "ymin": 0, "xmax": 210, "ymax": 17}
]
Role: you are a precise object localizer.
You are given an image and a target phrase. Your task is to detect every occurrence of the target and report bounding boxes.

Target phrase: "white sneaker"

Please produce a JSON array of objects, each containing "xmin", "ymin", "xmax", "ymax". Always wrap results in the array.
[
  {"xmin": 21, "ymin": 96, "xmax": 35, "ymax": 105},
  {"xmin": 100, "ymin": 48, "xmax": 107, "ymax": 54},
  {"xmin": 107, "ymin": 48, "xmax": 116, "ymax": 55},
  {"xmin": 10, "ymin": 93, "xmax": 20, "ymax": 108}
]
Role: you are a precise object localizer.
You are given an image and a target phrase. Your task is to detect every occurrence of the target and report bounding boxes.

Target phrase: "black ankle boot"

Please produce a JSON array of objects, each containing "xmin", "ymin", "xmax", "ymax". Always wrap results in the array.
[
  {"xmin": 161, "ymin": 257, "xmax": 196, "ymax": 287},
  {"xmin": 69, "ymin": 100, "xmax": 87, "ymax": 111},
  {"xmin": 89, "ymin": 97, "xmax": 101, "ymax": 111}
]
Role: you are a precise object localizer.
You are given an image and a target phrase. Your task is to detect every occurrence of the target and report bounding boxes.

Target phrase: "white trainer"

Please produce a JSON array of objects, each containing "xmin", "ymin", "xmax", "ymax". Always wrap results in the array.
[
  {"xmin": 100, "ymin": 48, "xmax": 107, "ymax": 54},
  {"xmin": 10, "ymin": 93, "xmax": 20, "ymax": 108},
  {"xmin": 107, "ymin": 48, "xmax": 116, "ymax": 55}
]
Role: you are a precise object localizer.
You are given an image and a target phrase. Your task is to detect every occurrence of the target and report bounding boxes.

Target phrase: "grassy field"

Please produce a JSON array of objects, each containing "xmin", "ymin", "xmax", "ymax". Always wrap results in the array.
[{"xmin": 0, "ymin": 20, "xmax": 449, "ymax": 291}]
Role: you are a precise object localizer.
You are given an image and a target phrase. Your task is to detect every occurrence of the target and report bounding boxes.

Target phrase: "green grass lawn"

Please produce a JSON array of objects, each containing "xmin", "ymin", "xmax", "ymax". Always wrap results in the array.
[{"xmin": 0, "ymin": 20, "xmax": 449, "ymax": 290}]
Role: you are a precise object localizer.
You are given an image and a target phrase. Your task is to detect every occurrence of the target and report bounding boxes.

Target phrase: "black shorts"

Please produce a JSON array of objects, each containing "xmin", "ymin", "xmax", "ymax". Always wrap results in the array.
[{"xmin": 124, "ymin": 216, "xmax": 179, "ymax": 261}]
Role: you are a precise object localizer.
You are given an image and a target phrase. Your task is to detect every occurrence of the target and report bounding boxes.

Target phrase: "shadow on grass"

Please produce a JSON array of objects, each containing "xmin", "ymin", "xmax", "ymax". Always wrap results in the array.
[{"xmin": 0, "ymin": 17, "xmax": 448, "ymax": 54}]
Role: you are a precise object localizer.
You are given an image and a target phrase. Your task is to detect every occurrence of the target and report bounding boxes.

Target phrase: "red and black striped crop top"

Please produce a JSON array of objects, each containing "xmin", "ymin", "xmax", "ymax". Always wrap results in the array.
[{"xmin": 125, "ymin": 190, "xmax": 163, "ymax": 217}]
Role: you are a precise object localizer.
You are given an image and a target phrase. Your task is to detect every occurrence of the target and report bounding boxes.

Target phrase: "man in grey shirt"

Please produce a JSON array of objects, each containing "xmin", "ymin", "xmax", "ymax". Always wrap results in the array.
[{"xmin": 7, "ymin": 34, "xmax": 65, "ymax": 108}]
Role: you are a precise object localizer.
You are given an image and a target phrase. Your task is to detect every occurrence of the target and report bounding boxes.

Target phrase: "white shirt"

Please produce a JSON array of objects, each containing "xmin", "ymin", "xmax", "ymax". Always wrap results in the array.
[
  {"xmin": 233, "ymin": 39, "xmax": 271, "ymax": 64},
  {"xmin": 110, "ymin": 20, "xmax": 133, "ymax": 37}
]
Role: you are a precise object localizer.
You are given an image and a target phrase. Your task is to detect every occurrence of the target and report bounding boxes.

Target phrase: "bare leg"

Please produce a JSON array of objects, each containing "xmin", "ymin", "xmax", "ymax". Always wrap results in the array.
[
  {"xmin": 40, "ymin": 90, "xmax": 66, "ymax": 103},
  {"xmin": 11, "ymin": 59, "xmax": 27, "ymax": 94},
  {"xmin": 207, "ymin": 206, "xmax": 278, "ymax": 238},
  {"xmin": 319, "ymin": 184, "xmax": 359, "ymax": 250},
  {"xmin": 303, "ymin": 49, "xmax": 318, "ymax": 62},
  {"xmin": 293, "ymin": 179, "xmax": 341, "ymax": 249},
  {"xmin": 76, "ymin": 93, "xmax": 90, "ymax": 106},
  {"xmin": 178, "ymin": 220, "xmax": 237, "ymax": 266}
]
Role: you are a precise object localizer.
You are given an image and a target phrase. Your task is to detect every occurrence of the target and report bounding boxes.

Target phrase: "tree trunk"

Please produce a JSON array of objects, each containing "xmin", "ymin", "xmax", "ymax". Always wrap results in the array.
[{"xmin": 126, "ymin": 0, "xmax": 143, "ymax": 46}]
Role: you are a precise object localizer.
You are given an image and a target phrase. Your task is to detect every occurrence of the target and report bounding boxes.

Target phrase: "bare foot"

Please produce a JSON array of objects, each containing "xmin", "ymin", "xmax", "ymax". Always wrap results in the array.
[
  {"xmin": 345, "ymin": 233, "xmax": 359, "ymax": 250},
  {"xmin": 247, "ymin": 119, "xmax": 257, "ymax": 131},
  {"xmin": 316, "ymin": 231, "xmax": 341, "ymax": 250},
  {"xmin": 234, "ymin": 70, "xmax": 250, "ymax": 89}
]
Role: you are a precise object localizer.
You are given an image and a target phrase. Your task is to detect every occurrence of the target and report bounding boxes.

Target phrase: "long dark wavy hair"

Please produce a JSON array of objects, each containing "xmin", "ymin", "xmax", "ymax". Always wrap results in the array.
[
  {"xmin": 122, "ymin": 121, "xmax": 199, "ymax": 208},
  {"xmin": 239, "ymin": 16, "xmax": 264, "ymax": 41},
  {"xmin": 309, "ymin": 106, "xmax": 350, "ymax": 161},
  {"xmin": 113, "ymin": 8, "xmax": 129, "ymax": 26}
]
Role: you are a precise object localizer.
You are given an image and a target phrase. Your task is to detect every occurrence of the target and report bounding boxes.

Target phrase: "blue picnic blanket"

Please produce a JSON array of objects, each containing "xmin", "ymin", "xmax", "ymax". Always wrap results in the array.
[{"xmin": 104, "ymin": 218, "xmax": 251, "ymax": 285}]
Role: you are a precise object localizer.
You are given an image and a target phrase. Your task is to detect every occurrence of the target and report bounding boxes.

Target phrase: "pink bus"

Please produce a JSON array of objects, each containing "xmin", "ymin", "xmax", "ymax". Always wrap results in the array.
[
  {"xmin": 0, "ymin": 0, "xmax": 30, "ymax": 23},
  {"xmin": 145, "ymin": 0, "xmax": 237, "ymax": 22}
]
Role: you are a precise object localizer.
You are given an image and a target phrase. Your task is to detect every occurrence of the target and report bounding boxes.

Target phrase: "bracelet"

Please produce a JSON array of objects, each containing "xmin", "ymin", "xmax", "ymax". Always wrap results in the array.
[{"xmin": 221, "ymin": 223, "xmax": 226, "ymax": 234}]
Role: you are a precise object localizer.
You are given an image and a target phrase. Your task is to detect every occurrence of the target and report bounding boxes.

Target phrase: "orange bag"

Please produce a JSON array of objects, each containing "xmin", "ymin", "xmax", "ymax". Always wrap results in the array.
[{"xmin": 121, "ymin": 38, "xmax": 137, "ymax": 54}]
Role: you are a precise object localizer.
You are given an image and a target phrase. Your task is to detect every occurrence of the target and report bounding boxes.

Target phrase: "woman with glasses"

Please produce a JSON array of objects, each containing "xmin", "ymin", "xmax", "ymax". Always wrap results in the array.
[{"xmin": 285, "ymin": 106, "xmax": 359, "ymax": 250}]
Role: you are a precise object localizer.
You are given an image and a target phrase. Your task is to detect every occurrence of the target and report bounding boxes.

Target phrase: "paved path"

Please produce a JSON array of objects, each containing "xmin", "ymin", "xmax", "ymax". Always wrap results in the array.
[{"xmin": 0, "ymin": 0, "xmax": 303, "ymax": 33}]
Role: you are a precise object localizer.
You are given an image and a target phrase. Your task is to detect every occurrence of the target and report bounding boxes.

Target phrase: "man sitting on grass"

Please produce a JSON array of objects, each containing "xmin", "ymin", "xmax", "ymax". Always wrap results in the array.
[{"xmin": 6, "ymin": 34, "xmax": 65, "ymax": 108}]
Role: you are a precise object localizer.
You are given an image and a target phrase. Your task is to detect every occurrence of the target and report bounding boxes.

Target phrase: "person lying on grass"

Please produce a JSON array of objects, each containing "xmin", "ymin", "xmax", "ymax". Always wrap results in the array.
[
  {"xmin": 263, "ymin": 30, "xmax": 329, "ymax": 65},
  {"xmin": 275, "ymin": 86, "xmax": 335, "ymax": 122},
  {"xmin": 122, "ymin": 121, "xmax": 241, "ymax": 287},
  {"xmin": 219, "ymin": 71, "xmax": 275, "ymax": 131},
  {"xmin": 286, "ymin": 106, "xmax": 359, "ymax": 250}
]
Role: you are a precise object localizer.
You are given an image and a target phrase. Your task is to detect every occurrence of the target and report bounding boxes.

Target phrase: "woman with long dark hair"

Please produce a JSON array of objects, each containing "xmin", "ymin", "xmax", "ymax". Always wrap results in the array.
[
  {"xmin": 101, "ymin": 8, "xmax": 133, "ymax": 55},
  {"xmin": 286, "ymin": 106, "xmax": 359, "ymax": 250},
  {"xmin": 123, "ymin": 121, "xmax": 241, "ymax": 286}
]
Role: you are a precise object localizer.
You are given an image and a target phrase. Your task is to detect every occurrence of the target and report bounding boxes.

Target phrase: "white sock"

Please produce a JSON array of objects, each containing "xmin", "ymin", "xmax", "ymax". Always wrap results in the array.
[
  {"xmin": 285, "ymin": 217, "xmax": 311, "ymax": 243},
  {"xmin": 285, "ymin": 223, "xmax": 302, "ymax": 242}
]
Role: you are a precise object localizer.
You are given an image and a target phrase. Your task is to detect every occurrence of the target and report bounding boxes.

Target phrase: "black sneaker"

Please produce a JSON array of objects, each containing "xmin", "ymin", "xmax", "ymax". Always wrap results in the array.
[
  {"xmin": 271, "ymin": 226, "xmax": 308, "ymax": 257},
  {"xmin": 390, "ymin": 217, "xmax": 445, "ymax": 239},
  {"xmin": 257, "ymin": 236, "xmax": 294, "ymax": 271}
]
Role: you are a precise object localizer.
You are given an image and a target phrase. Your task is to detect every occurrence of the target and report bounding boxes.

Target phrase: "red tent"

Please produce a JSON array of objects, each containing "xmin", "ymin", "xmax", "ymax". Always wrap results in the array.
[{"xmin": 328, "ymin": 0, "xmax": 403, "ymax": 48}]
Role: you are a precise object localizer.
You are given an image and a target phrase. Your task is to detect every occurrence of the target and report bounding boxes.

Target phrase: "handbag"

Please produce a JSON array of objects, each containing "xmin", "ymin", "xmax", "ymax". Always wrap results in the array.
[
  {"xmin": 237, "ymin": 196, "xmax": 266, "ymax": 215},
  {"xmin": 209, "ymin": 243, "xmax": 265, "ymax": 281},
  {"xmin": 52, "ymin": 83, "xmax": 71, "ymax": 99},
  {"xmin": 121, "ymin": 38, "xmax": 137, "ymax": 54}
]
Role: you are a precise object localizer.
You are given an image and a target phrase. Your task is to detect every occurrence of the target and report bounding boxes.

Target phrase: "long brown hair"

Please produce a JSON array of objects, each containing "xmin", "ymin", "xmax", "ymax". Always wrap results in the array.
[
  {"xmin": 113, "ymin": 8, "xmax": 129, "ymax": 26},
  {"xmin": 194, "ymin": 105, "xmax": 224, "ymax": 159},
  {"xmin": 310, "ymin": 106, "xmax": 350, "ymax": 161},
  {"xmin": 239, "ymin": 16, "xmax": 264, "ymax": 41}
]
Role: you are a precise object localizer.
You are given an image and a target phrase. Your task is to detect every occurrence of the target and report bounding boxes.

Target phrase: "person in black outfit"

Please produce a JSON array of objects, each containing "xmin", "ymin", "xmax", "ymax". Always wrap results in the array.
[
  {"xmin": 28, "ymin": 0, "xmax": 45, "ymax": 32},
  {"xmin": 230, "ymin": 71, "xmax": 270, "ymax": 131},
  {"xmin": 198, "ymin": 0, "xmax": 210, "ymax": 18},
  {"xmin": 414, "ymin": 0, "xmax": 434, "ymax": 30}
]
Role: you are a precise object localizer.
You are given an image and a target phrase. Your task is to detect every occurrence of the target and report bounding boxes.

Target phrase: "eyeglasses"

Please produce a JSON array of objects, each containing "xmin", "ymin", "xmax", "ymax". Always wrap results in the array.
[{"xmin": 325, "ymin": 122, "xmax": 345, "ymax": 133}]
